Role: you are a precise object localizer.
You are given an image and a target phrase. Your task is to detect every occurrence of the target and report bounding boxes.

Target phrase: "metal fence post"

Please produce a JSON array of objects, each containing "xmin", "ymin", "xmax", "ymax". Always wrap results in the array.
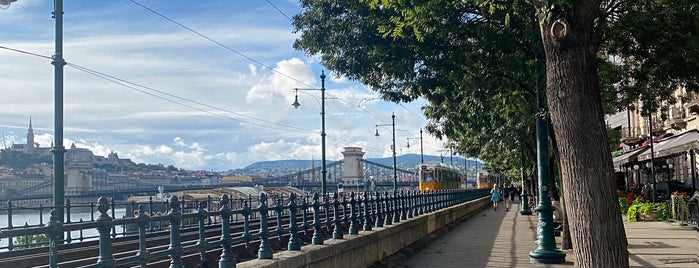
[
  {"xmin": 218, "ymin": 194, "xmax": 235, "ymax": 268},
  {"xmin": 363, "ymin": 192, "xmax": 372, "ymax": 231},
  {"xmin": 332, "ymin": 192, "xmax": 343, "ymax": 239},
  {"xmin": 96, "ymin": 196, "xmax": 115, "ymax": 267},
  {"xmin": 167, "ymin": 196, "xmax": 183, "ymax": 268},
  {"xmin": 288, "ymin": 193, "xmax": 301, "ymax": 250},
  {"xmin": 349, "ymin": 192, "xmax": 358, "ymax": 235},
  {"xmin": 196, "ymin": 201, "xmax": 209, "ymax": 267},
  {"xmin": 258, "ymin": 193, "xmax": 272, "ymax": 259},
  {"xmin": 375, "ymin": 192, "xmax": 384, "ymax": 228},
  {"xmin": 241, "ymin": 199, "xmax": 251, "ymax": 249},
  {"xmin": 134, "ymin": 205, "xmax": 150, "ymax": 268},
  {"xmin": 384, "ymin": 191, "xmax": 392, "ymax": 226},
  {"xmin": 311, "ymin": 193, "xmax": 323, "ymax": 245},
  {"xmin": 46, "ymin": 209, "xmax": 62, "ymax": 268}
]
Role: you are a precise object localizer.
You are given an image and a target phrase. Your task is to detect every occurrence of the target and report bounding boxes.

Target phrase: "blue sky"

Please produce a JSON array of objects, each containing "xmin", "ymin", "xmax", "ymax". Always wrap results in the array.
[{"xmin": 0, "ymin": 0, "xmax": 449, "ymax": 171}]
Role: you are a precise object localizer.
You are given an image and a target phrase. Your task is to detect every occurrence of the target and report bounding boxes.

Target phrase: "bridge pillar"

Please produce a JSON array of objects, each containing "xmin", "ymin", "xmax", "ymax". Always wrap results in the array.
[{"xmin": 341, "ymin": 147, "xmax": 365, "ymax": 192}]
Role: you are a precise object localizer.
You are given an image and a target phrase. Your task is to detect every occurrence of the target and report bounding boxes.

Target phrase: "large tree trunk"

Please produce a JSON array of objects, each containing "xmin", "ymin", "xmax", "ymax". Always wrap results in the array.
[{"xmin": 538, "ymin": 2, "xmax": 629, "ymax": 267}]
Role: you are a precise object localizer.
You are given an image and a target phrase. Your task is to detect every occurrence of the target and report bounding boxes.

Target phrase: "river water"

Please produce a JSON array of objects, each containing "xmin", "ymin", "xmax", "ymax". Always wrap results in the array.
[{"xmin": 0, "ymin": 208, "xmax": 127, "ymax": 250}]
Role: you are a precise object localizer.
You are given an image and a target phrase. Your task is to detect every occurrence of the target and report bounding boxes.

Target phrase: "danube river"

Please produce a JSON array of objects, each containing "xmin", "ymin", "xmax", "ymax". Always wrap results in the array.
[{"xmin": 0, "ymin": 208, "xmax": 127, "ymax": 250}]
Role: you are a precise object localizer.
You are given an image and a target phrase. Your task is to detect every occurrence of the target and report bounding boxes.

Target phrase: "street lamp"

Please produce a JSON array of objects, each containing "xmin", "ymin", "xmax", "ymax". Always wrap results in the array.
[
  {"xmin": 0, "ymin": 0, "xmax": 17, "ymax": 10},
  {"xmin": 374, "ymin": 113, "xmax": 397, "ymax": 192},
  {"xmin": 634, "ymin": 164, "xmax": 640, "ymax": 189},
  {"xmin": 291, "ymin": 71, "xmax": 327, "ymax": 196},
  {"xmin": 406, "ymin": 131, "xmax": 424, "ymax": 164},
  {"xmin": 665, "ymin": 158, "xmax": 674, "ymax": 198},
  {"xmin": 645, "ymin": 161, "xmax": 656, "ymax": 202},
  {"xmin": 3, "ymin": 0, "xmax": 68, "ymax": 225}
]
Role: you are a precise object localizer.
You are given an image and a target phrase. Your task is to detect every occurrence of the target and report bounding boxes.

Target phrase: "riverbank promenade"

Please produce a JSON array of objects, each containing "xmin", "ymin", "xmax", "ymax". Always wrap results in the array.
[{"xmin": 402, "ymin": 200, "xmax": 698, "ymax": 268}]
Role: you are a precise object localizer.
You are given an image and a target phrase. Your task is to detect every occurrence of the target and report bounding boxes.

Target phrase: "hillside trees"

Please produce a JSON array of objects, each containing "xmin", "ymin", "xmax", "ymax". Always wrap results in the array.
[{"xmin": 292, "ymin": 0, "xmax": 698, "ymax": 267}]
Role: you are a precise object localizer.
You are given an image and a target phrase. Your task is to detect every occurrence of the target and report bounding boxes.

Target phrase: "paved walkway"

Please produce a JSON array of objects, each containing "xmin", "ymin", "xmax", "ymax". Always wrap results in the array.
[{"xmin": 403, "ymin": 200, "xmax": 698, "ymax": 268}]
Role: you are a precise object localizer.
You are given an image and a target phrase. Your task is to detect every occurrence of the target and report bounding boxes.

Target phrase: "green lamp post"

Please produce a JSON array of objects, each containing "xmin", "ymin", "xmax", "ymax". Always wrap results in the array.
[
  {"xmin": 519, "ymin": 146, "xmax": 532, "ymax": 215},
  {"xmin": 292, "ymin": 71, "xmax": 327, "ymax": 196},
  {"xmin": 529, "ymin": 77, "xmax": 565, "ymax": 264}
]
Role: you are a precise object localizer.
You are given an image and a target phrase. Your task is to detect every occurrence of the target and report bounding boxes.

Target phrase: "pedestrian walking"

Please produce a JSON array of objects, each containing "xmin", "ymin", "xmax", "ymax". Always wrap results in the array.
[{"xmin": 490, "ymin": 184, "xmax": 501, "ymax": 211}]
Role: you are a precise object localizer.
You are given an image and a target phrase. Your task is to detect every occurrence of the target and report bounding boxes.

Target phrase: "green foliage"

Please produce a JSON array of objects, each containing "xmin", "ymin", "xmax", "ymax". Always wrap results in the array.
[
  {"xmin": 625, "ymin": 198, "xmax": 644, "ymax": 222},
  {"xmin": 13, "ymin": 234, "xmax": 49, "ymax": 249},
  {"xmin": 656, "ymin": 202, "xmax": 668, "ymax": 221},
  {"xmin": 618, "ymin": 197, "xmax": 628, "ymax": 214},
  {"xmin": 626, "ymin": 203, "xmax": 640, "ymax": 222},
  {"xmin": 0, "ymin": 149, "xmax": 52, "ymax": 169}
]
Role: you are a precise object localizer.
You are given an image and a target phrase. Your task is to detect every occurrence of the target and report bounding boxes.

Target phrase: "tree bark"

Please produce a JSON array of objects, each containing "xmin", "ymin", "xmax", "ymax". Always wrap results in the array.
[{"xmin": 538, "ymin": 1, "xmax": 629, "ymax": 267}]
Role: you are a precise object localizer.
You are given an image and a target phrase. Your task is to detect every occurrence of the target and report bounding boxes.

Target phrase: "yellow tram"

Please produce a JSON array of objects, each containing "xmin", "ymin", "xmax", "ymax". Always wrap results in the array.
[
  {"xmin": 418, "ymin": 163, "xmax": 462, "ymax": 191},
  {"xmin": 476, "ymin": 172, "xmax": 496, "ymax": 189}
]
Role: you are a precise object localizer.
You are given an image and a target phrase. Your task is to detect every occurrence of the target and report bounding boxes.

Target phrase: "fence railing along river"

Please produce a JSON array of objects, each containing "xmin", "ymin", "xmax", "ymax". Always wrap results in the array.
[{"xmin": 0, "ymin": 189, "xmax": 489, "ymax": 268}]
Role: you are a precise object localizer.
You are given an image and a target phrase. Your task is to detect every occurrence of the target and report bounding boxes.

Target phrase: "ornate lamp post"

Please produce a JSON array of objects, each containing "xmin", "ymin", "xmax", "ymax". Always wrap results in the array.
[
  {"xmin": 292, "ymin": 71, "xmax": 327, "ymax": 195},
  {"xmin": 374, "ymin": 113, "xmax": 397, "ymax": 192},
  {"xmin": 647, "ymin": 112, "xmax": 657, "ymax": 203},
  {"xmin": 529, "ymin": 74, "xmax": 565, "ymax": 264},
  {"xmin": 519, "ymin": 146, "xmax": 532, "ymax": 215}
]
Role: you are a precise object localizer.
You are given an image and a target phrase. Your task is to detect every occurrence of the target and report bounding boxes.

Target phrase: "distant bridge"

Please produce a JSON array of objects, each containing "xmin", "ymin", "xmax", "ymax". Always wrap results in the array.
[{"xmin": 0, "ymin": 159, "xmax": 418, "ymax": 202}]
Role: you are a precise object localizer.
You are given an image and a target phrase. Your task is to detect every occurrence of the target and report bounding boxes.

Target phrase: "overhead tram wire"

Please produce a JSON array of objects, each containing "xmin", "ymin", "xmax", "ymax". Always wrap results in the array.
[
  {"xmin": 130, "ymin": 0, "xmax": 410, "ymax": 131},
  {"xmin": 67, "ymin": 63, "xmax": 311, "ymax": 133},
  {"xmin": 0, "ymin": 45, "xmax": 313, "ymax": 134},
  {"xmin": 129, "ymin": 0, "xmax": 313, "ymax": 89},
  {"xmin": 265, "ymin": 0, "xmax": 293, "ymax": 21}
]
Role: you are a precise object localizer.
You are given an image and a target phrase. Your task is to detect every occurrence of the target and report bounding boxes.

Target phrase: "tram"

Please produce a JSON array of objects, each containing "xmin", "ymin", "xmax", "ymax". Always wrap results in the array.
[
  {"xmin": 476, "ymin": 172, "xmax": 496, "ymax": 189},
  {"xmin": 418, "ymin": 163, "xmax": 462, "ymax": 191}
]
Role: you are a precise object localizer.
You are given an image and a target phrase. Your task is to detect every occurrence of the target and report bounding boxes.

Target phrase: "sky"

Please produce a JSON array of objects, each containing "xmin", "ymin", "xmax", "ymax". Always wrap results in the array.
[{"xmin": 0, "ymin": 0, "xmax": 453, "ymax": 171}]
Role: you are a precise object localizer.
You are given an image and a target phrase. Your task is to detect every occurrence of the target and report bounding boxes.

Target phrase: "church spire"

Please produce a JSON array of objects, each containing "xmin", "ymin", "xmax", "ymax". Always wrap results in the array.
[{"xmin": 26, "ymin": 116, "xmax": 35, "ymax": 153}]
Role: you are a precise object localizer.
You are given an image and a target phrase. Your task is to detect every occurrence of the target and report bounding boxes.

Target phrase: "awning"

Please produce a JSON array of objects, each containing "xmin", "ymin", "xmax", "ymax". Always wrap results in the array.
[
  {"xmin": 637, "ymin": 130, "xmax": 699, "ymax": 161},
  {"xmin": 612, "ymin": 147, "xmax": 649, "ymax": 166}
]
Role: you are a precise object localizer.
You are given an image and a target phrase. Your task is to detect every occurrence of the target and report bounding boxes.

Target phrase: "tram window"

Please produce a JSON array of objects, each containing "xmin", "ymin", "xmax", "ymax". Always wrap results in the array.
[{"xmin": 422, "ymin": 171, "xmax": 434, "ymax": 182}]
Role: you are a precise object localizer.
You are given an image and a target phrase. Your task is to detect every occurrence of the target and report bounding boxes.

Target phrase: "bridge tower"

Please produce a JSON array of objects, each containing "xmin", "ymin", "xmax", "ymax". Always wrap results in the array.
[
  {"xmin": 65, "ymin": 143, "xmax": 93, "ymax": 193},
  {"xmin": 341, "ymin": 147, "xmax": 365, "ymax": 192}
]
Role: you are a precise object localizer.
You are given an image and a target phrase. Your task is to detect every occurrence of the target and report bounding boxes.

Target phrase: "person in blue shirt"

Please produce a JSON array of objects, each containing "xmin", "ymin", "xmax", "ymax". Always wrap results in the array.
[{"xmin": 490, "ymin": 184, "xmax": 501, "ymax": 211}]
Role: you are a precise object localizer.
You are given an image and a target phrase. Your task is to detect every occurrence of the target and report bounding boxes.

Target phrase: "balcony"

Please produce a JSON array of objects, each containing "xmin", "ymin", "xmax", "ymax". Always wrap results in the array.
[
  {"xmin": 666, "ymin": 106, "xmax": 687, "ymax": 130},
  {"xmin": 621, "ymin": 126, "xmax": 642, "ymax": 145},
  {"xmin": 651, "ymin": 119, "xmax": 666, "ymax": 136},
  {"xmin": 683, "ymin": 94, "xmax": 699, "ymax": 115}
]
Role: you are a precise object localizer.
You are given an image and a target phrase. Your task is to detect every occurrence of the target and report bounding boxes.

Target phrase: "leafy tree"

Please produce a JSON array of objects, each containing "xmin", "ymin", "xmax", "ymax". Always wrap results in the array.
[
  {"xmin": 293, "ymin": 0, "xmax": 698, "ymax": 266},
  {"xmin": 0, "ymin": 149, "xmax": 52, "ymax": 169}
]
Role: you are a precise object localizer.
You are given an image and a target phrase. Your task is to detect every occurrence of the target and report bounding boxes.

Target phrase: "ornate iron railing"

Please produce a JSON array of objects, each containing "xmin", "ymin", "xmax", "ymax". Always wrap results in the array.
[{"xmin": 0, "ymin": 189, "xmax": 489, "ymax": 268}]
